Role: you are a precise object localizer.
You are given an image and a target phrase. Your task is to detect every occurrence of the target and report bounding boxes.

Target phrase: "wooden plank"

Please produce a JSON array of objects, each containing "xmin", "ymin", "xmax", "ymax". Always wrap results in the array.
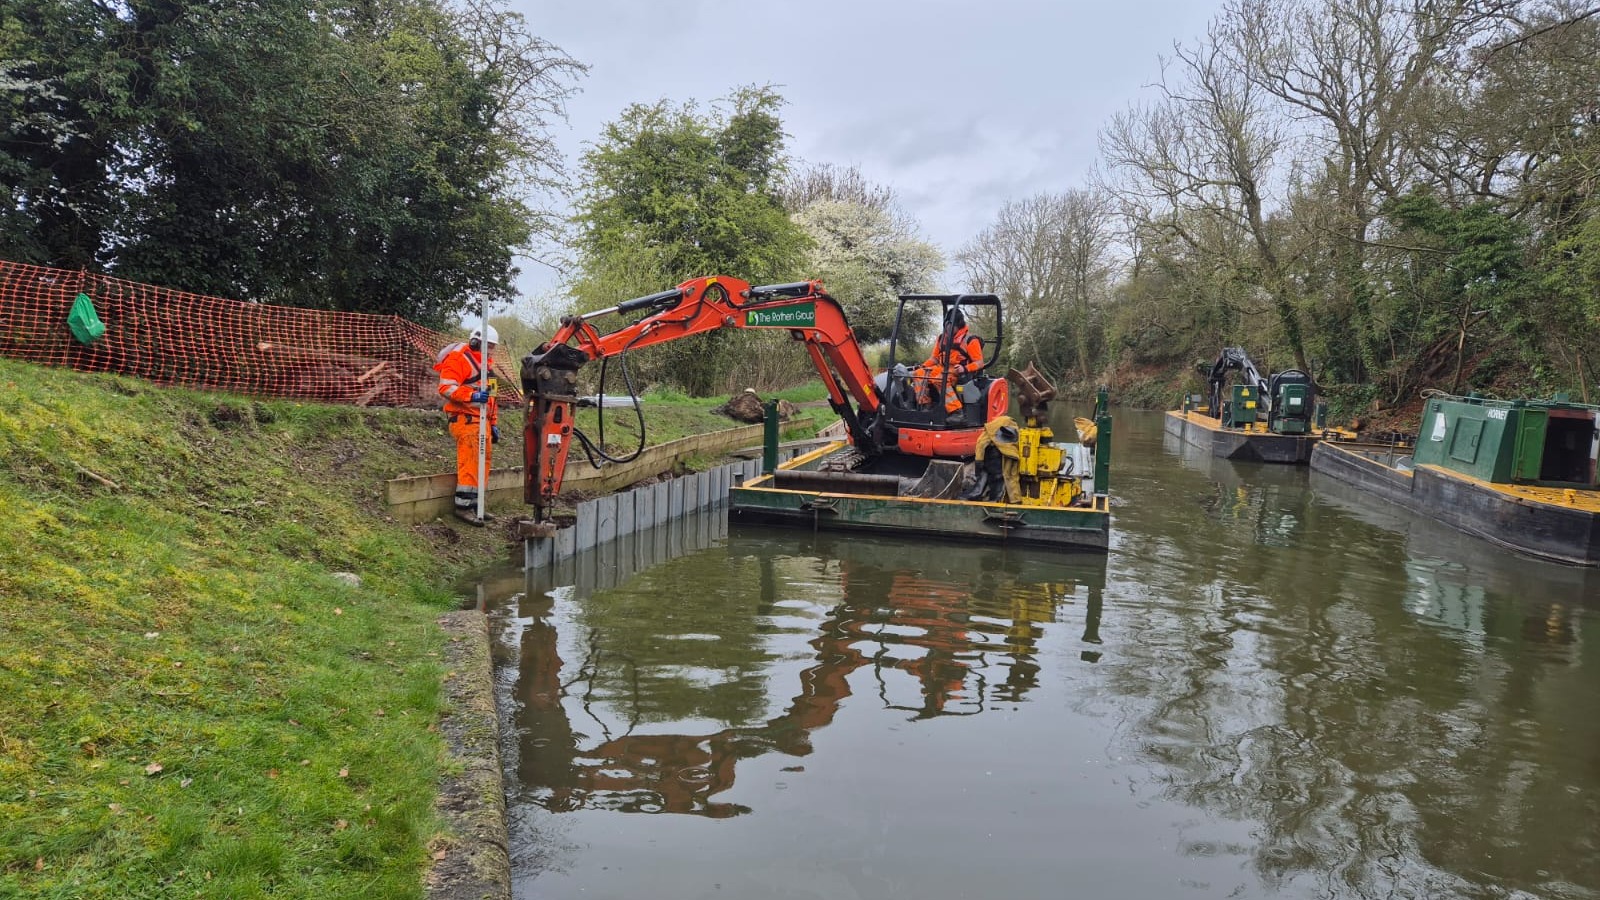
[
  {"xmin": 355, "ymin": 361, "xmax": 392, "ymax": 383},
  {"xmin": 353, "ymin": 381, "xmax": 389, "ymax": 407}
]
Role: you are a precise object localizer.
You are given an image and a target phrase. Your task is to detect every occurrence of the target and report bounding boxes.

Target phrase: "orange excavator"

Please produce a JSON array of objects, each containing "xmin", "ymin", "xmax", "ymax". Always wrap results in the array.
[{"xmin": 521, "ymin": 275, "xmax": 1009, "ymax": 522}]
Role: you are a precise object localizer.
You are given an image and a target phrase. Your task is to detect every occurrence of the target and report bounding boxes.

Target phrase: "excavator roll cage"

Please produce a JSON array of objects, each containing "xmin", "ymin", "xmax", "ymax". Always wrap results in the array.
[{"xmin": 879, "ymin": 293, "xmax": 1005, "ymax": 430}]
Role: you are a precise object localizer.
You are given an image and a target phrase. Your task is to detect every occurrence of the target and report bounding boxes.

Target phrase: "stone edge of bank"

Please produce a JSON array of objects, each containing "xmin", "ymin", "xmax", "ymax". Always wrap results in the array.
[{"xmin": 426, "ymin": 610, "xmax": 511, "ymax": 900}]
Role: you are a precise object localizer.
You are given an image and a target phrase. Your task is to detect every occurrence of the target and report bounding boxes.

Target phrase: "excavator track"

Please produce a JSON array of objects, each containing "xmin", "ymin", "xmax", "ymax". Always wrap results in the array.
[{"xmin": 819, "ymin": 448, "xmax": 869, "ymax": 473}]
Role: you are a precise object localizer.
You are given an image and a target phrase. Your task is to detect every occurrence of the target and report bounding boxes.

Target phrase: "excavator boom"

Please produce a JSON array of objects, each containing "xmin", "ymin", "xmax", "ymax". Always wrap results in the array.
[{"xmin": 521, "ymin": 276, "xmax": 882, "ymax": 520}]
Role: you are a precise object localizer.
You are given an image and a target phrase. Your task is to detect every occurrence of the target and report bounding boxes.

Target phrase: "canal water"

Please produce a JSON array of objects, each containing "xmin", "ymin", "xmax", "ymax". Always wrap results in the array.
[{"xmin": 479, "ymin": 409, "xmax": 1600, "ymax": 900}]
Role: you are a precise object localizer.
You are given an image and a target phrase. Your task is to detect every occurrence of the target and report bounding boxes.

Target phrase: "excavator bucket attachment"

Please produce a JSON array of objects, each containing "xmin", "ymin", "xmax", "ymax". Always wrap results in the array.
[{"xmin": 1006, "ymin": 363, "xmax": 1056, "ymax": 422}]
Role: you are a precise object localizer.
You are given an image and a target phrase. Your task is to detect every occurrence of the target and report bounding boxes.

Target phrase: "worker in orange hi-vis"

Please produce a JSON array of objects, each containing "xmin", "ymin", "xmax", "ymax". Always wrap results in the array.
[
  {"xmin": 433, "ymin": 325, "xmax": 500, "ymax": 525},
  {"xmin": 912, "ymin": 306, "xmax": 984, "ymax": 421}
]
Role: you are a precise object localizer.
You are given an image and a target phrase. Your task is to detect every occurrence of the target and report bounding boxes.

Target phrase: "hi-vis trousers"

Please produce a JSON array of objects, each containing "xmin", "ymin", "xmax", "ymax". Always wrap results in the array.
[{"xmin": 449, "ymin": 416, "xmax": 492, "ymax": 509}]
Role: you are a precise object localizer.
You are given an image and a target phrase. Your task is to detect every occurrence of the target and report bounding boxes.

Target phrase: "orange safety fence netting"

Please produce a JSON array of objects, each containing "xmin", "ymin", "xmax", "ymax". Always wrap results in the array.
[{"xmin": 0, "ymin": 259, "xmax": 522, "ymax": 408}]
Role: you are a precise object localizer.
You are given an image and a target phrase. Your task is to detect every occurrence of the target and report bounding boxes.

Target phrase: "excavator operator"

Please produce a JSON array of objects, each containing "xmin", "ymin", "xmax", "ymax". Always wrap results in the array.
[
  {"xmin": 912, "ymin": 306, "xmax": 984, "ymax": 421},
  {"xmin": 434, "ymin": 324, "xmax": 500, "ymax": 525}
]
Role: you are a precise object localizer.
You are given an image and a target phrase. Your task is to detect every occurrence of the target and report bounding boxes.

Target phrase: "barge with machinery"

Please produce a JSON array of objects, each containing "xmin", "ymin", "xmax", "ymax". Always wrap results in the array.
[
  {"xmin": 520, "ymin": 276, "xmax": 1112, "ymax": 552},
  {"xmin": 1310, "ymin": 393, "xmax": 1600, "ymax": 566}
]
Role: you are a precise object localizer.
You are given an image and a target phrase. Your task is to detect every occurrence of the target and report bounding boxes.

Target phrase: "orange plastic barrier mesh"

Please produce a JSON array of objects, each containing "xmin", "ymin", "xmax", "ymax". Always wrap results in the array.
[{"xmin": 0, "ymin": 259, "xmax": 522, "ymax": 407}]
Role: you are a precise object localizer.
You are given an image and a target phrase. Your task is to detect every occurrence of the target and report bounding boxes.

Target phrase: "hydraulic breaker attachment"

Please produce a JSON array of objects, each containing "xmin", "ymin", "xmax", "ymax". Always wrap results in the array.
[{"xmin": 522, "ymin": 342, "xmax": 589, "ymax": 522}]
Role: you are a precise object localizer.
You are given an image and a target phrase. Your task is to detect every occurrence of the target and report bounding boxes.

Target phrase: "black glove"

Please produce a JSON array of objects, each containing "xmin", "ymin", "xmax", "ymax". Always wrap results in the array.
[{"xmin": 491, "ymin": 425, "xmax": 501, "ymax": 444}]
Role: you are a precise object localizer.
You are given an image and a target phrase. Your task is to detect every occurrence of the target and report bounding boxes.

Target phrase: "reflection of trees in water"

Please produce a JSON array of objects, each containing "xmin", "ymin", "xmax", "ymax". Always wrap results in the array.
[
  {"xmin": 1108, "ymin": 482, "xmax": 1600, "ymax": 897},
  {"xmin": 512, "ymin": 538, "xmax": 1104, "ymax": 818}
]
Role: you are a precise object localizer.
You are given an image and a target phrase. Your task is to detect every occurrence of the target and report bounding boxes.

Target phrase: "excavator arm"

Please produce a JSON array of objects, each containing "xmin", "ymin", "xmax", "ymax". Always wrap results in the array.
[
  {"xmin": 521, "ymin": 276, "xmax": 882, "ymax": 522},
  {"xmin": 1204, "ymin": 346, "xmax": 1269, "ymax": 419}
]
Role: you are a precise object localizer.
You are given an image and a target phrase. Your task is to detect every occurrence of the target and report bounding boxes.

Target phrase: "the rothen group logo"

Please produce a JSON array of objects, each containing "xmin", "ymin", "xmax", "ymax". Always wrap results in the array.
[{"xmin": 745, "ymin": 302, "xmax": 816, "ymax": 328}]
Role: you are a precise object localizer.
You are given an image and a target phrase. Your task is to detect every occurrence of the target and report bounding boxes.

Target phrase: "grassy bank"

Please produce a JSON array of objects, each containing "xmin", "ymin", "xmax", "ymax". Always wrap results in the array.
[
  {"xmin": 571, "ymin": 381, "xmax": 830, "ymax": 451},
  {"xmin": 0, "ymin": 358, "xmax": 514, "ymax": 899}
]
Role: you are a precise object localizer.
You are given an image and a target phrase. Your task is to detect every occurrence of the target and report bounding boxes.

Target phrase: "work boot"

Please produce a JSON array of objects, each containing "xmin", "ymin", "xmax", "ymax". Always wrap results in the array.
[{"xmin": 453, "ymin": 506, "xmax": 486, "ymax": 527}]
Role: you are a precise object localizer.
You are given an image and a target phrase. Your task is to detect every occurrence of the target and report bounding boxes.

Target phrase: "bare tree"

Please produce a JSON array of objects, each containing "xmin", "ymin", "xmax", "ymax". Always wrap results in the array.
[
  {"xmin": 452, "ymin": 0, "xmax": 588, "ymax": 246},
  {"xmin": 1101, "ymin": 17, "xmax": 1310, "ymax": 370},
  {"xmin": 780, "ymin": 162, "xmax": 898, "ymax": 214},
  {"xmin": 958, "ymin": 189, "xmax": 1114, "ymax": 380},
  {"xmin": 1227, "ymin": 0, "xmax": 1512, "ymax": 383}
]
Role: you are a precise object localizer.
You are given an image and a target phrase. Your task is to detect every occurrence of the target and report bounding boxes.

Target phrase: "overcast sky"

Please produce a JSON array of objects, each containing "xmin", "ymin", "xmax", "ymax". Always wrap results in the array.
[{"xmin": 513, "ymin": 0, "xmax": 1224, "ymax": 304}]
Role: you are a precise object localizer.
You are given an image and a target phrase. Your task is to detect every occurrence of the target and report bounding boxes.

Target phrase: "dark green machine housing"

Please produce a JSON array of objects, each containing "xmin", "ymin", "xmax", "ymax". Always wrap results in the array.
[
  {"xmin": 1274, "ymin": 383, "xmax": 1311, "ymax": 434},
  {"xmin": 1225, "ymin": 385, "xmax": 1259, "ymax": 428},
  {"xmin": 1414, "ymin": 395, "xmax": 1600, "ymax": 486},
  {"xmin": 1267, "ymin": 371, "xmax": 1315, "ymax": 435}
]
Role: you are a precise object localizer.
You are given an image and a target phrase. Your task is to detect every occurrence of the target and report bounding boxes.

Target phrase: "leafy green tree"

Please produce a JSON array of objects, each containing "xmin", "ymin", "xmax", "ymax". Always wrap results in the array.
[
  {"xmin": 1, "ymin": 0, "xmax": 582, "ymax": 327},
  {"xmin": 0, "ymin": 1, "xmax": 141, "ymax": 268},
  {"xmin": 570, "ymin": 86, "xmax": 809, "ymax": 394},
  {"xmin": 1375, "ymin": 192, "xmax": 1529, "ymax": 396}
]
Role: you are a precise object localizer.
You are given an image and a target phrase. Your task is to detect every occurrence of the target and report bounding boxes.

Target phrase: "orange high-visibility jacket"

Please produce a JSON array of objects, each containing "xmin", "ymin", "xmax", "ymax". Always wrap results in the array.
[
  {"xmin": 920, "ymin": 325, "xmax": 983, "ymax": 377},
  {"xmin": 433, "ymin": 342, "xmax": 499, "ymax": 423}
]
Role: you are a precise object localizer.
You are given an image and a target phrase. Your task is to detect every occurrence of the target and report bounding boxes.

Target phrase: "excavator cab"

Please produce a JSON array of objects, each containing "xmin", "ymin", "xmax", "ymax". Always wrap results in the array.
[{"xmin": 875, "ymin": 293, "xmax": 1007, "ymax": 456}]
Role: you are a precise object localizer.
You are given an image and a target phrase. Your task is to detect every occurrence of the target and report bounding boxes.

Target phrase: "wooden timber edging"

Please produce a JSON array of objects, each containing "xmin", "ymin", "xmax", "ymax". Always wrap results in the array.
[{"xmin": 384, "ymin": 416, "xmax": 815, "ymax": 524}]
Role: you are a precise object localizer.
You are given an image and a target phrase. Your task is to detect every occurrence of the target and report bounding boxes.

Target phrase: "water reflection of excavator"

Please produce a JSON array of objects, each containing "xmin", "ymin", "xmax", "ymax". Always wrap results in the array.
[{"xmin": 513, "ymin": 535, "xmax": 1106, "ymax": 818}]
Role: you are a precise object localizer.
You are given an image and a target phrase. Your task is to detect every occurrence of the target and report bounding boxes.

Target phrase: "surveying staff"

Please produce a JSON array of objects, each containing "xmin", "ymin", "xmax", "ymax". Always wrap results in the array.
[
  {"xmin": 912, "ymin": 306, "xmax": 984, "ymax": 419},
  {"xmin": 434, "ymin": 325, "xmax": 500, "ymax": 525}
]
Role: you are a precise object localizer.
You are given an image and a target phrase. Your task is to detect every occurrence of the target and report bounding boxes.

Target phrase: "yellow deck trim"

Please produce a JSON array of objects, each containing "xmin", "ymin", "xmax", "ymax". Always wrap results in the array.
[
  {"xmin": 780, "ymin": 440, "xmax": 847, "ymax": 469},
  {"xmin": 1416, "ymin": 465, "xmax": 1600, "ymax": 513},
  {"xmin": 738, "ymin": 482, "xmax": 1110, "ymax": 516},
  {"xmin": 1166, "ymin": 408, "xmax": 1275, "ymax": 434}
]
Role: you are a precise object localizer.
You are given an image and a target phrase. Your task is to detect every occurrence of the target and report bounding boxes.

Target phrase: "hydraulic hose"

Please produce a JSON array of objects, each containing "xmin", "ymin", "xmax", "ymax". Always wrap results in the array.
[{"xmin": 571, "ymin": 328, "xmax": 650, "ymax": 468}]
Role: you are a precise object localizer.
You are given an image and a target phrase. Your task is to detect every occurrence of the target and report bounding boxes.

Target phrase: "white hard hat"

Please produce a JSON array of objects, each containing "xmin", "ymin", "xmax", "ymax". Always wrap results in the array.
[{"xmin": 470, "ymin": 324, "xmax": 500, "ymax": 345}]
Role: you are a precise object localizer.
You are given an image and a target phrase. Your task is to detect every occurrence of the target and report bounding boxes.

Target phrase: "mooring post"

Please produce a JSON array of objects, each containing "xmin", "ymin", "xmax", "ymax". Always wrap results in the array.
[
  {"xmin": 762, "ymin": 400, "xmax": 779, "ymax": 475},
  {"xmin": 1094, "ymin": 385, "xmax": 1112, "ymax": 498}
]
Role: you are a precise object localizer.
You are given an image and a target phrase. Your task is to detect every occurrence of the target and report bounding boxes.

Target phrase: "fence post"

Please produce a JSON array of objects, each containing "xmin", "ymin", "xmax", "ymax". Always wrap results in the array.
[{"xmin": 763, "ymin": 400, "xmax": 779, "ymax": 474}]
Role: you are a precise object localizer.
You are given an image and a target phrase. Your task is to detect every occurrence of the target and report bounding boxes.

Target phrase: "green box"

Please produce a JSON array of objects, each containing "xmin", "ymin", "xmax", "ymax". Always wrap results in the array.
[
  {"xmin": 1226, "ymin": 384, "xmax": 1258, "ymax": 428},
  {"xmin": 1273, "ymin": 383, "xmax": 1311, "ymax": 434},
  {"xmin": 1415, "ymin": 398, "xmax": 1519, "ymax": 482}
]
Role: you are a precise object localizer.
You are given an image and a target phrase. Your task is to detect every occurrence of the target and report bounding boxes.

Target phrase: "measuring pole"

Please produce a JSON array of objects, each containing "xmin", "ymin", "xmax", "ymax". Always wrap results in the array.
[{"xmin": 476, "ymin": 295, "xmax": 490, "ymax": 522}]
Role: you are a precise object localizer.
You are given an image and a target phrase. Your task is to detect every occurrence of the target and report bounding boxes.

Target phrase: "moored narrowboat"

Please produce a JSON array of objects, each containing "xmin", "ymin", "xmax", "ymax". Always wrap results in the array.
[{"xmin": 1310, "ymin": 393, "xmax": 1600, "ymax": 566}]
